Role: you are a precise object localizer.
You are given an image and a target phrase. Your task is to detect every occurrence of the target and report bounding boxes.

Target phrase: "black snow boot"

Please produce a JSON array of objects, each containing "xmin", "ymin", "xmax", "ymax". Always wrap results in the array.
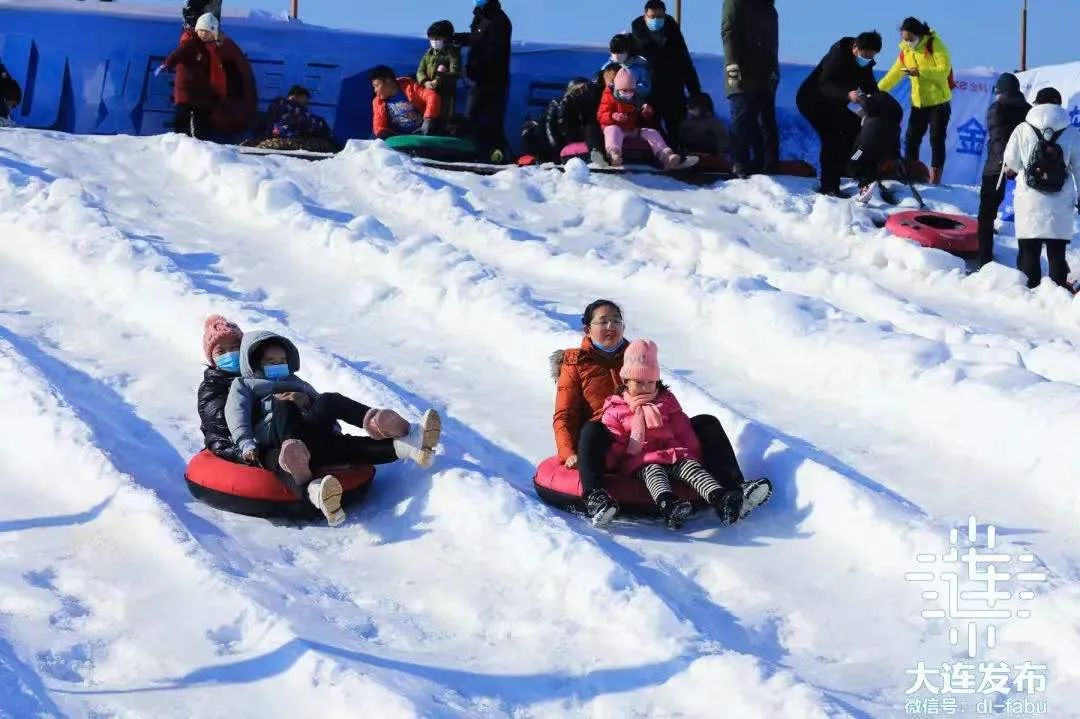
[
  {"xmin": 739, "ymin": 478, "xmax": 774, "ymax": 519},
  {"xmin": 657, "ymin": 492, "xmax": 693, "ymax": 530},
  {"xmin": 585, "ymin": 488, "xmax": 619, "ymax": 528},
  {"xmin": 709, "ymin": 487, "xmax": 744, "ymax": 526}
]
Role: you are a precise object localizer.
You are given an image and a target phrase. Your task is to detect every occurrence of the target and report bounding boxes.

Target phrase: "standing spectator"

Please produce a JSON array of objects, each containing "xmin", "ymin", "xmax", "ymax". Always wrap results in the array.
[
  {"xmin": 796, "ymin": 32, "xmax": 882, "ymax": 197},
  {"xmin": 631, "ymin": 0, "xmax": 700, "ymax": 141},
  {"xmin": 977, "ymin": 73, "xmax": 1031, "ymax": 267},
  {"xmin": 369, "ymin": 66, "xmax": 441, "ymax": 139},
  {"xmin": 417, "ymin": 20, "xmax": 461, "ymax": 122},
  {"xmin": 721, "ymin": 0, "xmax": 780, "ymax": 178},
  {"xmin": 456, "ymin": 0, "xmax": 512, "ymax": 162},
  {"xmin": 156, "ymin": 13, "xmax": 221, "ymax": 140},
  {"xmin": 1003, "ymin": 87, "xmax": 1080, "ymax": 290},
  {"xmin": 878, "ymin": 17, "xmax": 953, "ymax": 185},
  {"xmin": 0, "ymin": 61, "xmax": 21, "ymax": 127}
]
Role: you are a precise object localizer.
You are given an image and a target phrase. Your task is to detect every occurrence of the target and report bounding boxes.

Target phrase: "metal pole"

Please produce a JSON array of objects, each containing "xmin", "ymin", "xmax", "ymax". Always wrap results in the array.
[
  {"xmin": 1020, "ymin": 0, "xmax": 1028, "ymax": 71},
  {"xmin": 675, "ymin": 0, "xmax": 682, "ymax": 25},
  {"xmin": 290, "ymin": 0, "xmax": 298, "ymax": 20}
]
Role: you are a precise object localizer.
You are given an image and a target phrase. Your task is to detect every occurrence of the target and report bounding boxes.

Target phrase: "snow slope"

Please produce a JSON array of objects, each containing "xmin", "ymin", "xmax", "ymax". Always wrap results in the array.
[{"xmin": 0, "ymin": 129, "xmax": 1078, "ymax": 718}]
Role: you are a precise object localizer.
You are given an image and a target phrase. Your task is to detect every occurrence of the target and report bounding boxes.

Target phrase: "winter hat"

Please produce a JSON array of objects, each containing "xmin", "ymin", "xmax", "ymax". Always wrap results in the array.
[
  {"xmin": 202, "ymin": 314, "xmax": 242, "ymax": 363},
  {"xmin": 195, "ymin": 12, "xmax": 220, "ymax": 38},
  {"xmin": 363, "ymin": 408, "xmax": 410, "ymax": 440},
  {"xmin": 614, "ymin": 68, "xmax": 636, "ymax": 94},
  {"xmin": 620, "ymin": 339, "xmax": 660, "ymax": 382},
  {"xmin": 994, "ymin": 73, "xmax": 1020, "ymax": 95},
  {"xmin": 1035, "ymin": 87, "xmax": 1063, "ymax": 106}
]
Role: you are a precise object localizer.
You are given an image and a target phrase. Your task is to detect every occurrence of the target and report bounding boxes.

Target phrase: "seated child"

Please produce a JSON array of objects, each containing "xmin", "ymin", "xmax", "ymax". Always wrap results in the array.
[
  {"xmin": 370, "ymin": 65, "xmax": 442, "ymax": 140},
  {"xmin": 0, "ymin": 61, "xmax": 22, "ymax": 127},
  {"xmin": 601, "ymin": 340, "xmax": 772, "ymax": 529},
  {"xmin": 256, "ymin": 85, "xmax": 338, "ymax": 152},
  {"xmin": 225, "ymin": 329, "xmax": 442, "ymax": 526},
  {"xmin": 417, "ymin": 20, "xmax": 461, "ymax": 121},
  {"xmin": 597, "ymin": 68, "xmax": 688, "ymax": 170},
  {"xmin": 197, "ymin": 315, "xmax": 246, "ymax": 464},
  {"xmin": 678, "ymin": 93, "xmax": 730, "ymax": 158}
]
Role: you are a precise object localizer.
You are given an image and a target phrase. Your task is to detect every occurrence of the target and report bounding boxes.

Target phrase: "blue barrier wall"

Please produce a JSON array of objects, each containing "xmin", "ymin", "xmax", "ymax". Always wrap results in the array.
[{"xmin": 0, "ymin": 1, "xmax": 995, "ymax": 182}]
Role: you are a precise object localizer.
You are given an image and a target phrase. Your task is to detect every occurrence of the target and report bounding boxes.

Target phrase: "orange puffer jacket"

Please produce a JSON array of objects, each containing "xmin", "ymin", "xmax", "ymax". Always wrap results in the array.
[{"xmin": 551, "ymin": 336, "xmax": 626, "ymax": 460}]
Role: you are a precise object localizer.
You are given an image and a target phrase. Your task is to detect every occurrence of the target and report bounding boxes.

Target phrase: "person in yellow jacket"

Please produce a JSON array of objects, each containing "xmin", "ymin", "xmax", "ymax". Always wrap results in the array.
[{"xmin": 878, "ymin": 17, "xmax": 953, "ymax": 184}]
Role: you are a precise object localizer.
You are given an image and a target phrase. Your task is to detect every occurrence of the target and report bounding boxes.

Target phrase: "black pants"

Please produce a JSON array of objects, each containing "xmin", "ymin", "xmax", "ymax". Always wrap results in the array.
[
  {"xmin": 265, "ymin": 393, "xmax": 397, "ymax": 498},
  {"xmin": 730, "ymin": 91, "xmax": 779, "ymax": 171},
  {"xmin": 800, "ymin": 102, "xmax": 860, "ymax": 193},
  {"xmin": 905, "ymin": 102, "xmax": 951, "ymax": 171},
  {"xmin": 1017, "ymin": 238, "xmax": 1069, "ymax": 289},
  {"xmin": 977, "ymin": 173, "xmax": 1006, "ymax": 266},
  {"xmin": 651, "ymin": 91, "xmax": 688, "ymax": 144},
  {"xmin": 173, "ymin": 105, "xmax": 213, "ymax": 140},
  {"xmin": 467, "ymin": 80, "xmax": 510, "ymax": 156},
  {"xmin": 577, "ymin": 414, "xmax": 743, "ymax": 497}
]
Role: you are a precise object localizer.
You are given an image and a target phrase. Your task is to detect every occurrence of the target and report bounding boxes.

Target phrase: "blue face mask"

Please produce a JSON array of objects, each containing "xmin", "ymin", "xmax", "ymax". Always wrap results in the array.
[
  {"xmin": 646, "ymin": 16, "xmax": 665, "ymax": 32},
  {"xmin": 262, "ymin": 363, "xmax": 291, "ymax": 380},
  {"xmin": 214, "ymin": 351, "xmax": 240, "ymax": 374},
  {"xmin": 855, "ymin": 55, "xmax": 873, "ymax": 68}
]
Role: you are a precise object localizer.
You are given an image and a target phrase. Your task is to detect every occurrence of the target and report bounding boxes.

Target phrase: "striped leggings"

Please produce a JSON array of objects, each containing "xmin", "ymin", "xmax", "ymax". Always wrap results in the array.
[{"xmin": 638, "ymin": 459, "xmax": 723, "ymax": 503}]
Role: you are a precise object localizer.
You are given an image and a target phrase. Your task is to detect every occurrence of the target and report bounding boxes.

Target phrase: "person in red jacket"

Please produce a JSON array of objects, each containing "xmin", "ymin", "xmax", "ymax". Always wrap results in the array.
[
  {"xmin": 156, "ymin": 13, "xmax": 221, "ymax": 139},
  {"xmin": 369, "ymin": 65, "xmax": 442, "ymax": 140},
  {"xmin": 597, "ymin": 68, "xmax": 690, "ymax": 170}
]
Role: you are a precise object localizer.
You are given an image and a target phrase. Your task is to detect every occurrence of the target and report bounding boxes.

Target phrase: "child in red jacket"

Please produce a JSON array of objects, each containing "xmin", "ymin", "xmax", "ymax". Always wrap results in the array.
[
  {"xmin": 597, "ymin": 68, "xmax": 692, "ymax": 170},
  {"xmin": 370, "ymin": 65, "xmax": 442, "ymax": 140},
  {"xmin": 601, "ymin": 340, "xmax": 771, "ymax": 529}
]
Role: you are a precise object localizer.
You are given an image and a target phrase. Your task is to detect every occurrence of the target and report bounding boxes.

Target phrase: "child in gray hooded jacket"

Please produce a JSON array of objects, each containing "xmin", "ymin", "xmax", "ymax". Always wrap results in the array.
[{"xmin": 225, "ymin": 329, "xmax": 441, "ymax": 526}]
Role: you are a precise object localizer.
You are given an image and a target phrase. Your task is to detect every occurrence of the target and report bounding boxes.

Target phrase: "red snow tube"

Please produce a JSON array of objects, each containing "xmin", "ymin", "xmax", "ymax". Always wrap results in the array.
[
  {"xmin": 532, "ymin": 455, "xmax": 707, "ymax": 516},
  {"xmin": 766, "ymin": 159, "xmax": 817, "ymax": 178},
  {"xmin": 885, "ymin": 210, "xmax": 979, "ymax": 255},
  {"xmin": 560, "ymin": 137, "xmax": 654, "ymax": 165},
  {"xmin": 207, "ymin": 36, "xmax": 258, "ymax": 135},
  {"xmin": 184, "ymin": 450, "xmax": 375, "ymax": 518}
]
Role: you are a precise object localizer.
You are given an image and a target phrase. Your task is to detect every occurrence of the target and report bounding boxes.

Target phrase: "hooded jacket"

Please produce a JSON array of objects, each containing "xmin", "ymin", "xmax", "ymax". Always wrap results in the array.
[
  {"xmin": 630, "ymin": 15, "xmax": 700, "ymax": 100},
  {"xmin": 551, "ymin": 336, "xmax": 627, "ymax": 461},
  {"xmin": 225, "ymin": 330, "xmax": 319, "ymax": 456},
  {"xmin": 984, "ymin": 75, "xmax": 1031, "ymax": 177},
  {"xmin": 1003, "ymin": 103, "xmax": 1080, "ymax": 241},
  {"xmin": 721, "ymin": 0, "xmax": 779, "ymax": 96},
  {"xmin": 601, "ymin": 389, "xmax": 702, "ymax": 476},
  {"xmin": 878, "ymin": 31, "xmax": 952, "ymax": 109},
  {"xmin": 598, "ymin": 69, "xmax": 646, "ymax": 131}
]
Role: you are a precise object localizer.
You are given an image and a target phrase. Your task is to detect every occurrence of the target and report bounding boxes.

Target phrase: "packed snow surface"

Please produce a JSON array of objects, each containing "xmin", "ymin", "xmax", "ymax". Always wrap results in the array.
[{"xmin": 0, "ymin": 129, "xmax": 1078, "ymax": 718}]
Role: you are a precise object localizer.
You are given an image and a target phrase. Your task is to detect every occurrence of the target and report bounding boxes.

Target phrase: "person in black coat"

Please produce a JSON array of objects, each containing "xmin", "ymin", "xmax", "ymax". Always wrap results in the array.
[
  {"xmin": 0, "ymin": 62, "xmax": 22, "ymax": 124},
  {"xmin": 978, "ymin": 73, "xmax": 1031, "ymax": 267},
  {"xmin": 722, "ymin": 0, "xmax": 779, "ymax": 177},
  {"xmin": 631, "ymin": 0, "xmax": 701, "ymax": 141},
  {"xmin": 455, "ymin": 0, "xmax": 512, "ymax": 161},
  {"xmin": 797, "ymin": 32, "xmax": 882, "ymax": 196},
  {"xmin": 197, "ymin": 315, "xmax": 245, "ymax": 464}
]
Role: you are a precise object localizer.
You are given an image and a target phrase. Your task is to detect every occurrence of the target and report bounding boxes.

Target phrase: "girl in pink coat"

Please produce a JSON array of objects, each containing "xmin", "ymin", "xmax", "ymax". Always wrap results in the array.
[{"xmin": 601, "ymin": 339, "xmax": 744, "ymax": 529}]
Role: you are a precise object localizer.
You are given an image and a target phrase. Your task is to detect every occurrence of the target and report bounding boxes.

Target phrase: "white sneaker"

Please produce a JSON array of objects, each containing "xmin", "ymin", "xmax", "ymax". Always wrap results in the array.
[
  {"xmin": 739, "ymin": 478, "xmax": 773, "ymax": 519},
  {"xmin": 308, "ymin": 475, "xmax": 346, "ymax": 527},
  {"xmin": 393, "ymin": 409, "xmax": 441, "ymax": 469}
]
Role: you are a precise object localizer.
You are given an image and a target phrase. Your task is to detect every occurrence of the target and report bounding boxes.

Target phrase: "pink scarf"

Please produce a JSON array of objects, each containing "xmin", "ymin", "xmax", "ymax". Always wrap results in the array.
[{"xmin": 624, "ymin": 390, "xmax": 662, "ymax": 455}]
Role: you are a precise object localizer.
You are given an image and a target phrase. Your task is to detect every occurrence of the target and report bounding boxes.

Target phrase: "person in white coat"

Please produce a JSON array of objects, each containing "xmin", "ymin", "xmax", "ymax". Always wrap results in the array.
[{"xmin": 1002, "ymin": 87, "xmax": 1080, "ymax": 289}]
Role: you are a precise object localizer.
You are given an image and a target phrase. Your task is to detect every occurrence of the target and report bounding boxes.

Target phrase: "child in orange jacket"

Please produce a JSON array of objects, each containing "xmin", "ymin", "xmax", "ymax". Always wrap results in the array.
[{"xmin": 370, "ymin": 65, "xmax": 442, "ymax": 139}]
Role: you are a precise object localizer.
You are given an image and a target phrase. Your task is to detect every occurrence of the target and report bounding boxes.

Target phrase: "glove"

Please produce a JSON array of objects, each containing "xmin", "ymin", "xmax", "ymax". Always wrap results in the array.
[
  {"xmin": 641, "ymin": 104, "xmax": 655, "ymax": 121},
  {"xmin": 420, "ymin": 118, "xmax": 433, "ymax": 136},
  {"xmin": 725, "ymin": 64, "xmax": 741, "ymax": 84},
  {"xmin": 612, "ymin": 112, "xmax": 628, "ymax": 123},
  {"xmin": 363, "ymin": 408, "xmax": 410, "ymax": 440},
  {"xmin": 154, "ymin": 64, "xmax": 167, "ymax": 77}
]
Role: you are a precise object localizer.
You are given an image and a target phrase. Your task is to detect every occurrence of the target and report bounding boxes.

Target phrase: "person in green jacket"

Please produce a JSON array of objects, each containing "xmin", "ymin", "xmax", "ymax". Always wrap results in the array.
[
  {"xmin": 878, "ymin": 17, "xmax": 953, "ymax": 184},
  {"xmin": 417, "ymin": 20, "xmax": 461, "ymax": 121}
]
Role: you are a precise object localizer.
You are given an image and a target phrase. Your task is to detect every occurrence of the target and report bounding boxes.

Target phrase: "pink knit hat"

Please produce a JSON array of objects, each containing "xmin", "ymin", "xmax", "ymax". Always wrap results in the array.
[
  {"xmin": 614, "ymin": 68, "xmax": 636, "ymax": 94},
  {"xmin": 202, "ymin": 314, "xmax": 242, "ymax": 363},
  {"xmin": 620, "ymin": 339, "xmax": 660, "ymax": 382}
]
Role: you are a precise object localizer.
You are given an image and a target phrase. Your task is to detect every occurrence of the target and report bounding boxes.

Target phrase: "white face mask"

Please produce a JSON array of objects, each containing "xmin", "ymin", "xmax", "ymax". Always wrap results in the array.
[
  {"xmin": 431, "ymin": 39, "xmax": 445, "ymax": 50},
  {"xmin": 611, "ymin": 53, "xmax": 629, "ymax": 64}
]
